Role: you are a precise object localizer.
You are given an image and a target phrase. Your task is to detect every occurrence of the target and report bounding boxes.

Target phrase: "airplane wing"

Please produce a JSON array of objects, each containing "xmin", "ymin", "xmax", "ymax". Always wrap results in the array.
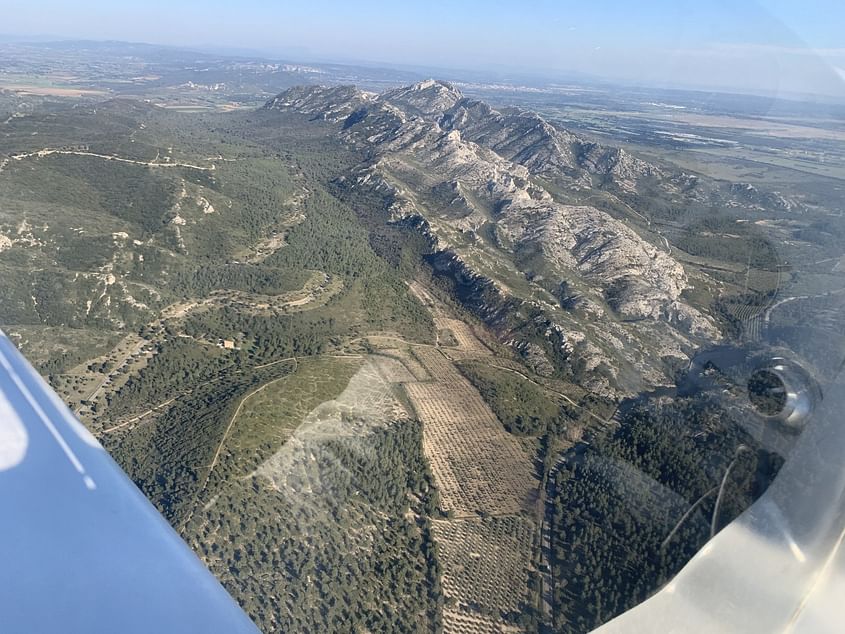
[{"xmin": 0, "ymin": 330, "xmax": 259, "ymax": 633}]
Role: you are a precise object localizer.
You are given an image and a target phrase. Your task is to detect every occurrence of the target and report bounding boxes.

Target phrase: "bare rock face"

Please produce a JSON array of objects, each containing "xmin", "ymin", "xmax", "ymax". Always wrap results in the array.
[
  {"xmin": 440, "ymin": 101, "xmax": 583, "ymax": 176},
  {"xmin": 514, "ymin": 340, "xmax": 556, "ymax": 377},
  {"xmin": 380, "ymin": 79, "xmax": 464, "ymax": 117},
  {"xmin": 578, "ymin": 146, "xmax": 663, "ymax": 192},
  {"xmin": 266, "ymin": 82, "xmax": 720, "ymax": 391},
  {"xmin": 264, "ymin": 85, "xmax": 371, "ymax": 122}
]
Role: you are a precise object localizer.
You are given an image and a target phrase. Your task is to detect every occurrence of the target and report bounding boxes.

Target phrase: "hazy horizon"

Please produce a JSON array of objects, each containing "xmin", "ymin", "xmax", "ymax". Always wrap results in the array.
[{"xmin": 3, "ymin": 0, "xmax": 845, "ymax": 100}]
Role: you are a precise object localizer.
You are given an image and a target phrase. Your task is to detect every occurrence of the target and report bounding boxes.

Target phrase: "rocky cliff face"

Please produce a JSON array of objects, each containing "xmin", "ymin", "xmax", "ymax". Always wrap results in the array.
[
  {"xmin": 380, "ymin": 79, "xmax": 465, "ymax": 117},
  {"xmin": 264, "ymin": 85, "xmax": 373, "ymax": 122},
  {"xmin": 265, "ymin": 80, "xmax": 720, "ymax": 393}
]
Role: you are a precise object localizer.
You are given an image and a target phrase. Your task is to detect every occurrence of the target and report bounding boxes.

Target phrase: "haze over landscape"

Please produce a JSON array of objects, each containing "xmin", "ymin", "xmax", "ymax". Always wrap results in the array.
[{"xmin": 4, "ymin": 0, "xmax": 845, "ymax": 99}]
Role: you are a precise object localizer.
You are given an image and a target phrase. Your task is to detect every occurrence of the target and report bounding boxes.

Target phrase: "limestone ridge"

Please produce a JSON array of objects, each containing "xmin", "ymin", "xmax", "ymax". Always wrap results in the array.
[
  {"xmin": 264, "ymin": 85, "xmax": 374, "ymax": 122},
  {"xmin": 265, "ymin": 81, "xmax": 719, "ymax": 393}
]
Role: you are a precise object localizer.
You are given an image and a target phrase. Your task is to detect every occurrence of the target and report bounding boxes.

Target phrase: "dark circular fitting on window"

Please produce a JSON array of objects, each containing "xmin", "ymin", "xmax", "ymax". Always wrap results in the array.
[
  {"xmin": 747, "ymin": 359, "xmax": 819, "ymax": 431},
  {"xmin": 748, "ymin": 369, "xmax": 788, "ymax": 416}
]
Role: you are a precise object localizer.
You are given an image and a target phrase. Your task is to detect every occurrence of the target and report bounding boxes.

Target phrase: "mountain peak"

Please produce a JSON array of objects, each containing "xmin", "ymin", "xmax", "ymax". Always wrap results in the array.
[
  {"xmin": 411, "ymin": 78, "xmax": 457, "ymax": 92},
  {"xmin": 380, "ymin": 79, "xmax": 463, "ymax": 116}
]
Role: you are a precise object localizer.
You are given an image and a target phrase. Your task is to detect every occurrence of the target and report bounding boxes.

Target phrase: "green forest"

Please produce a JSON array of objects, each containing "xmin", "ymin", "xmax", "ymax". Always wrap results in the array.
[{"xmin": 548, "ymin": 395, "xmax": 783, "ymax": 633}]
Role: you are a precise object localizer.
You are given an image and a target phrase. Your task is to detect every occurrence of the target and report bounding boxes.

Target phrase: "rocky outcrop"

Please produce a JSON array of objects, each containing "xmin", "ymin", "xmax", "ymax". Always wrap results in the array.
[
  {"xmin": 267, "ymin": 80, "xmax": 720, "ymax": 391},
  {"xmin": 264, "ymin": 85, "xmax": 371, "ymax": 122},
  {"xmin": 380, "ymin": 79, "xmax": 464, "ymax": 117},
  {"xmin": 729, "ymin": 182, "xmax": 803, "ymax": 213}
]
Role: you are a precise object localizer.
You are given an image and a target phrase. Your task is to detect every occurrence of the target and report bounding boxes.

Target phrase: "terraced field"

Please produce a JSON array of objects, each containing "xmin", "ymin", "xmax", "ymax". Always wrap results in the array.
[{"xmin": 382, "ymin": 347, "xmax": 431, "ymax": 380}]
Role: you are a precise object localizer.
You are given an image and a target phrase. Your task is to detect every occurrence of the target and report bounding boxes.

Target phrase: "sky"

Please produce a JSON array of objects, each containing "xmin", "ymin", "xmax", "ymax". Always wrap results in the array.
[{"xmin": 3, "ymin": 0, "xmax": 845, "ymax": 98}]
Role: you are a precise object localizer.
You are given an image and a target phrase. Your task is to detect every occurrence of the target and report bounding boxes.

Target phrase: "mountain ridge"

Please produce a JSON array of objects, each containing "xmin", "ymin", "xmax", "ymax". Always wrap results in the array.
[{"xmin": 265, "ymin": 80, "xmax": 719, "ymax": 393}]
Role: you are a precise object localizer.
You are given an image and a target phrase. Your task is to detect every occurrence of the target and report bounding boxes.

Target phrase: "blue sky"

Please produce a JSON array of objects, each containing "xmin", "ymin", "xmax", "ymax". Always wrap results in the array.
[{"xmin": 3, "ymin": 0, "xmax": 844, "ymax": 97}]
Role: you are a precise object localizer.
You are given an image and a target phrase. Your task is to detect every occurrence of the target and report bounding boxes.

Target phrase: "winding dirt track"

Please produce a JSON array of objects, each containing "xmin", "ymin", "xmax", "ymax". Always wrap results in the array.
[{"xmin": 6, "ymin": 148, "xmax": 215, "ymax": 171}]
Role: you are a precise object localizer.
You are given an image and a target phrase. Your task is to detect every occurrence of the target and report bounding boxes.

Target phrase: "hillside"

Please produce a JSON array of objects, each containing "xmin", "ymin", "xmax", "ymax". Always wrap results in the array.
[
  {"xmin": 0, "ymin": 80, "xmax": 830, "ymax": 633},
  {"xmin": 266, "ymin": 80, "xmax": 730, "ymax": 393}
]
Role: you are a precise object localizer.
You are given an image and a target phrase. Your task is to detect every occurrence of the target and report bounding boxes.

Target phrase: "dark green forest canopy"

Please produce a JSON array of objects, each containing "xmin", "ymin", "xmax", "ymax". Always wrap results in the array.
[{"xmin": 548, "ymin": 395, "xmax": 782, "ymax": 633}]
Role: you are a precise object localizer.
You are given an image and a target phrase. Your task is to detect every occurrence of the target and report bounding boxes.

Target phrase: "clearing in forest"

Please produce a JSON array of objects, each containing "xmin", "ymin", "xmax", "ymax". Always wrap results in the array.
[
  {"xmin": 404, "ymin": 348, "xmax": 537, "ymax": 517},
  {"xmin": 226, "ymin": 356, "xmax": 365, "ymax": 473},
  {"xmin": 254, "ymin": 355, "xmax": 414, "ymax": 492}
]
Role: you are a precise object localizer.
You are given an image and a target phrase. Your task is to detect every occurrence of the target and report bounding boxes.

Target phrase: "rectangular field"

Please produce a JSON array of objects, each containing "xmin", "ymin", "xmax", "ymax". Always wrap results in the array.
[
  {"xmin": 434, "ymin": 516, "xmax": 535, "ymax": 614},
  {"xmin": 411, "ymin": 346, "xmax": 463, "ymax": 381},
  {"xmin": 404, "ymin": 378, "xmax": 537, "ymax": 516}
]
